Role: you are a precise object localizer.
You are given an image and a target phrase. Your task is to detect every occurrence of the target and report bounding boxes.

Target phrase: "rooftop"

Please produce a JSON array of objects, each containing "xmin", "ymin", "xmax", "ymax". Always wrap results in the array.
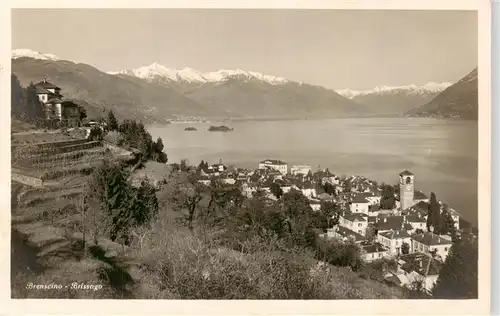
[
  {"xmin": 411, "ymin": 201, "xmax": 430, "ymax": 213},
  {"xmin": 360, "ymin": 242, "xmax": 389, "ymax": 254},
  {"xmin": 335, "ymin": 226, "xmax": 366, "ymax": 242},
  {"xmin": 35, "ymin": 79, "xmax": 60, "ymax": 90},
  {"xmin": 414, "ymin": 190, "xmax": 429, "ymax": 200},
  {"xmin": 342, "ymin": 213, "xmax": 368, "ymax": 222},
  {"xmin": 351, "ymin": 195, "xmax": 370, "ymax": 204},
  {"xmin": 379, "ymin": 230, "xmax": 411, "ymax": 240},
  {"xmin": 412, "ymin": 232, "xmax": 453, "ymax": 246},
  {"xmin": 260, "ymin": 159, "xmax": 287, "ymax": 165},
  {"xmin": 406, "ymin": 214, "xmax": 426, "ymax": 223},
  {"xmin": 399, "ymin": 253, "xmax": 443, "ymax": 276},
  {"xmin": 375, "ymin": 215, "xmax": 407, "ymax": 231},
  {"xmin": 47, "ymin": 98, "xmax": 62, "ymax": 104},
  {"xmin": 399, "ymin": 170, "xmax": 414, "ymax": 176}
]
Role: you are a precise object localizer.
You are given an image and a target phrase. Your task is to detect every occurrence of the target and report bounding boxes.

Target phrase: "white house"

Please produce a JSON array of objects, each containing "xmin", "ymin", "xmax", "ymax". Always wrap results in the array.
[
  {"xmin": 339, "ymin": 213, "xmax": 368, "ymax": 236},
  {"xmin": 290, "ymin": 165, "xmax": 312, "ymax": 176},
  {"xmin": 359, "ymin": 241, "xmax": 390, "ymax": 263},
  {"xmin": 411, "ymin": 232, "xmax": 453, "ymax": 262},
  {"xmin": 258, "ymin": 159, "xmax": 288, "ymax": 175},
  {"xmin": 301, "ymin": 187, "xmax": 317, "ymax": 199},
  {"xmin": 377, "ymin": 230, "xmax": 412, "ymax": 257},
  {"xmin": 350, "ymin": 195, "xmax": 370, "ymax": 215},
  {"xmin": 220, "ymin": 178, "xmax": 236, "ymax": 185},
  {"xmin": 241, "ymin": 183, "xmax": 258, "ymax": 198},
  {"xmin": 309, "ymin": 199, "xmax": 321, "ymax": 211}
]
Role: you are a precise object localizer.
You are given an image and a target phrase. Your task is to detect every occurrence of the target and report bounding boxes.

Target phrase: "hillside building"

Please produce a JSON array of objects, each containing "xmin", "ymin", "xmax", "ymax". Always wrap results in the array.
[{"xmin": 34, "ymin": 78, "xmax": 80, "ymax": 127}]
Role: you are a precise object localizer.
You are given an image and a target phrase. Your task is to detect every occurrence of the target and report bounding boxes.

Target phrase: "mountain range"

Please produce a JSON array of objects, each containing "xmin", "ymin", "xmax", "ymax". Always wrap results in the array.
[
  {"xmin": 11, "ymin": 49, "xmax": 477, "ymax": 122},
  {"xmin": 406, "ymin": 68, "xmax": 478, "ymax": 120},
  {"xmin": 336, "ymin": 83, "xmax": 452, "ymax": 115}
]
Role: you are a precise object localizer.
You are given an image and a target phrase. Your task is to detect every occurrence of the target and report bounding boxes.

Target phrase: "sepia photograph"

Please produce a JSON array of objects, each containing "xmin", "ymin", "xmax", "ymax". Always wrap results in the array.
[{"xmin": 4, "ymin": 2, "xmax": 491, "ymax": 310}]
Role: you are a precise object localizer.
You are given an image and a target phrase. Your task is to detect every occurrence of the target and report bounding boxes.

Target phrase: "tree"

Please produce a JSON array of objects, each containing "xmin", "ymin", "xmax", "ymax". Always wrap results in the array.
[
  {"xmin": 11, "ymin": 74, "xmax": 24, "ymax": 118},
  {"xmin": 439, "ymin": 205, "xmax": 457, "ymax": 237},
  {"xmin": 365, "ymin": 226, "xmax": 378, "ymax": 243},
  {"xmin": 25, "ymin": 83, "xmax": 45, "ymax": 125},
  {"xmin": 165, "ymin": 172, "xmax": 207, "ymax": 230},
  {"xmin": 433, "ymin": 237, "xmax": 478, "ymax": 299},
  {"xmin": 198, "ymin": 160, "xmax": 206, "ymax": 172},
  {"xmin": 380, "ymin": 184, "xmax": 396, "ymax": 210},
  {"xmin": 401, "ymin": 242, "xmax": 410, "ymax": 255},
  {"xmin": 269, "ymin": 182, "xmax": 284, "ymax": 199},
  {"xmin": 426, "ymin": 192, "xmax": 441, "ymax": 232},
  {"xmin": 107, "ymin": 110, "xmax": 119, "ymax": 131},
  {"xmin": 180, "ymin": 159, "xmax": 190, "ymax": 172},
  {"xmin": 153, "ymin": 137, "xmax": 168, "ymax": 163},
  {"xmin": 323, "ymin": 182, "xmax": 336, "ymax": 196},
  {"xmin": 78, "ymin": 105, "xmax": 87, "ymax": 123},
  {"xmin": 320, "ymin": 201, "xmax": 340, "ymax": 227}
]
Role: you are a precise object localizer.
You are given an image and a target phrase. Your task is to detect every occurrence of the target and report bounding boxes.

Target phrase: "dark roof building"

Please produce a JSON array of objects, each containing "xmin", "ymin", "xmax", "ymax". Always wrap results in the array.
[
  {"xmin": 379, "ymin": 230, "xmax": 412, "ymax": 240},
  {"xmin": 360, "ymin": 242, "xmax": 389, "ymax": 254},
  {"xmin": 375, "ymin": 215, "xmax": 407, "ymax": 231},
  {"xmin": 411, "ymin": 232, "xmax": 452, "ymax": 246},
  {"xmin": 342, "ymin": 213, "xmax": 368, "ymax": 222},
  {"xmin": 351, "ymin": 195, "xmax": 370, "ymax": 204}
]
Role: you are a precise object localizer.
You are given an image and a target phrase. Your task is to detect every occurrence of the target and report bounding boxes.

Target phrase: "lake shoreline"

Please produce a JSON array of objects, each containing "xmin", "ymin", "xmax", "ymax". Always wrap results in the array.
[{"xmin": 148, "ymin": 117, "xmax": 478, "ymax": 225}]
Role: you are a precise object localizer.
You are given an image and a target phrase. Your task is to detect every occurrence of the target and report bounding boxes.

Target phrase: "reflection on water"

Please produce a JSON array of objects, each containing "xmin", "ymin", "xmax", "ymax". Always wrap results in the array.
[{"xmin": 148, "ymin": 118, "xmax": 478, "ymax": 224}]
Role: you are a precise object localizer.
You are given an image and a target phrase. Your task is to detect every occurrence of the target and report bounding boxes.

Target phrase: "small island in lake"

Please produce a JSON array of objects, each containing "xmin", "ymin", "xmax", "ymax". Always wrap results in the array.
[
  {"xmin": 208, "ymin": 125, "xmax": 234, "ymax": 132},
  {"xmin": 184, "ymin": 127, "xmax": 198, "ymax": 131}
]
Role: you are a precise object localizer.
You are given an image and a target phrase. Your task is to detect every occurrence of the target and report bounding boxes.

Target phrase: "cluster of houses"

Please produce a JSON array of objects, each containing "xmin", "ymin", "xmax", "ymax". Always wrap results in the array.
[
  {"xmin": 324, "ymin": 170, "xmax": 460, "ymax": 294},
  {"xmin": 196, "ymin": 158, "xmax": 463, "ymax": 295}
]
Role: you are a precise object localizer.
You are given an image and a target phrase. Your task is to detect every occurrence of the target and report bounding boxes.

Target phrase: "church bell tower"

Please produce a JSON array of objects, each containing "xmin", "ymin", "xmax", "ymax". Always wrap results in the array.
[{"xmin": 399, "ymin": 170, "xmax": 415, "ymax": 210}]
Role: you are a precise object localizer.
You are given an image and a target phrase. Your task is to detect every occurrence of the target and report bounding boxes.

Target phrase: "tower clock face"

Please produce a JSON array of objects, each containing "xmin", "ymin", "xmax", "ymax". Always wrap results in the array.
[{"xmin": 406, "ymin": 186, "xmax": 412, "ymax": 192}]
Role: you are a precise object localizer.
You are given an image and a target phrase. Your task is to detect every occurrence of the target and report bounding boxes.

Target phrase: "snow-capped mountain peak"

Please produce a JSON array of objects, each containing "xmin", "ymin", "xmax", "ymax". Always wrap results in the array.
[
  {"xmin": 12, "ymin": 48, "xmax": 61, "ymax": 61},
  {"xmin": 336, "ymin": 82, "xmax": 452, "ymax": 99},
  {"xmin": 107, "ymin": 63, "xmax": 290, "ymax": 85}
]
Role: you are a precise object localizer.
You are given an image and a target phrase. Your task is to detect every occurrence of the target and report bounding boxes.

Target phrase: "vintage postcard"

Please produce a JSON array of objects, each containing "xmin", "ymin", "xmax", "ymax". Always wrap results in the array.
[{"xmin": 0, "ymin": 0, "xmax": 492, "ymax": 315}]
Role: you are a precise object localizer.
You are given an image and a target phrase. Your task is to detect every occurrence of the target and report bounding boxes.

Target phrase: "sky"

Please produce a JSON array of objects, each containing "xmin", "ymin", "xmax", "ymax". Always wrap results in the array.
[{"xmin": 12, "ymin": 9, "xmax": 477, "ymax": 90}]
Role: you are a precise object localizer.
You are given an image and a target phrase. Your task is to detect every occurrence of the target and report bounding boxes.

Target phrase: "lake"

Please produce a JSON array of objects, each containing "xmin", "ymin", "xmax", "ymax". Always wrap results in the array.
[{"xmin": 148, "ymin": 117, "xmax": 478, "ymax": 225}]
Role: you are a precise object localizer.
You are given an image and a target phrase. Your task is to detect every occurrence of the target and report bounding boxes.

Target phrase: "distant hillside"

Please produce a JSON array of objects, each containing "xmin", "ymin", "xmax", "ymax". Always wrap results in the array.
[
  {"xmin": 336, "ymin": 83, "xmax": 451, "ymax": 116},
  {"xmin": 405, "ymin": 68, "xmax": 478, "ymax": 120}
]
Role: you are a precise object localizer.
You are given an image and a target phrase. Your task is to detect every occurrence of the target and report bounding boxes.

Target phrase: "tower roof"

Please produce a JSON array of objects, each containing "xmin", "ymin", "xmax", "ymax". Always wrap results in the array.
[
  {"xmin": 35, "ymin": 79, "xmax": 60, "ymax": 90},
  {"xmin": 399, "ymin": 170, "xmax": 414, "ymax": 176}
]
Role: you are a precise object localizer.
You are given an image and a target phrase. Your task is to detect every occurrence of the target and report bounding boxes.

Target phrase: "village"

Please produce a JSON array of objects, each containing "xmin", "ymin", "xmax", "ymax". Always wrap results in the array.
[
  {"xmin": 11, "ymin": 78, "xmax": 470, "ymax": 297},
  {"xmin": 196, "ymin": 158, "xmax": 464, "ymax": 294}
]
